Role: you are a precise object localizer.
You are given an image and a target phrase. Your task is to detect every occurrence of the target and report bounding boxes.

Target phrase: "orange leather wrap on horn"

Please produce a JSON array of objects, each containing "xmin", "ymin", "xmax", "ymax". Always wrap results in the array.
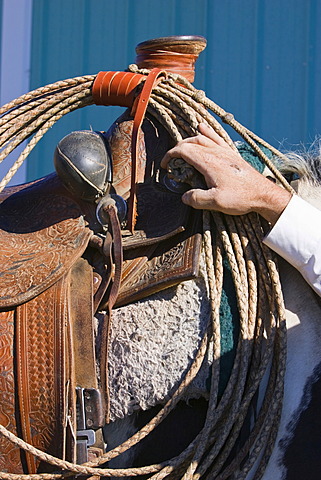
[
  {"xmin": 136, "ymin": 50, "xmax": 198, "ymax": 82},
  {"xmin": 92, "ymin": 71, "xmax": 145, "ymax": 107}
]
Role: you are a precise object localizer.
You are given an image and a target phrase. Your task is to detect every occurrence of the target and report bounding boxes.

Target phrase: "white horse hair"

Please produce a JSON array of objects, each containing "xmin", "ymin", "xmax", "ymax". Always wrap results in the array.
[{"xmin": 277, "ymin": 138, "xmax": 321, "ymax": 187}]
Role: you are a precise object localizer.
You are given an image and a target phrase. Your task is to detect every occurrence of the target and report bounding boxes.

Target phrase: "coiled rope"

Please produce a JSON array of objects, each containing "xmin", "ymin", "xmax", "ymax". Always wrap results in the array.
[{"xmin": 0, "ymin": 66, "xmax": 292, "ymax": 479}]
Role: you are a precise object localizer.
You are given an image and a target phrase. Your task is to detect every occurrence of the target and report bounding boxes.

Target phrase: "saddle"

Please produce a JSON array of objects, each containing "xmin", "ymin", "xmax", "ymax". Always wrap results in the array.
[
  {"xmin": 0, "ymin": 121, "xmax": 202, "ymax": 473},
  {"xmin": 0, "ymin": 35, "xmax": 206, "ymax": 474}
]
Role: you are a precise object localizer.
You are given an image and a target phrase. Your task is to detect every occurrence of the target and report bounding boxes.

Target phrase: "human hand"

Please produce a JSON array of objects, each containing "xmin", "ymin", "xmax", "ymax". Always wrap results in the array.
[{"xmin": 161, "ymin": 123, "xmax": 292, "ymax": 225}]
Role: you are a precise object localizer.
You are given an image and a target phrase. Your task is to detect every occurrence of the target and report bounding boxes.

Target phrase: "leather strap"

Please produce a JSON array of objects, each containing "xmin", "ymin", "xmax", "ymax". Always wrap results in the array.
[
  {"xmin": 92, "ymin": 71, "xmax": 145, "ymax": 107},
  {"xmin": 97, "ymin": 203, "xmax": 123, "ymax": 422},
  {"xmin": 92, "ymin": 232, "xmax": 113, "ymax": 312},
  {"xmin": 127, "ymin": 68, "xmax": 167, "ymax": 232},
  {"xmin": 93, "ymin": 68, "xmax": 168, "ymax": 232},
  {"xmin": 106, "ymin": 205, "xmax": 123, "ymax": 309},
  {"xmin": 69, "ymin": 258, "xmax": 98, "ymax": 390},
  {"xmin": 136, "ymin": 50, "xmax": 198, "ymax": 82}
]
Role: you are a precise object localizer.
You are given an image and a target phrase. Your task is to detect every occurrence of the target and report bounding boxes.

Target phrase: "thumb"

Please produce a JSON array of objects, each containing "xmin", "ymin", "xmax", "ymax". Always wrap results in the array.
[{"xmin": 182, "ymin": 188, "xmax": 216, "ymax": 210}]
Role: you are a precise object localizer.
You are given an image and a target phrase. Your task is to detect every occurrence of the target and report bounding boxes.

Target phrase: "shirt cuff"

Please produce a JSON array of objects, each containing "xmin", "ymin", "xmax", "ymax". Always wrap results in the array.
[{"xmin": 263, "ymin": 195, "xmax": 321, "ymax": 295}]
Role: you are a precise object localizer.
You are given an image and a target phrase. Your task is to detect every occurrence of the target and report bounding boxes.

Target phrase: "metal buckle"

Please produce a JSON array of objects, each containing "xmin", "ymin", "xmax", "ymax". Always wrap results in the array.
[{"xmin": 76, "ymin": 387, "xmax": 105, "ymax": 463}]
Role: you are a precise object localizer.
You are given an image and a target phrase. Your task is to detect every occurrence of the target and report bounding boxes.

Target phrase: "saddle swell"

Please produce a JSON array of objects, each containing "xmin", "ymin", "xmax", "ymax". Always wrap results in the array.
[{"xmin": 107, "ymin": 110, "xmax": 203, "ymax": 307}]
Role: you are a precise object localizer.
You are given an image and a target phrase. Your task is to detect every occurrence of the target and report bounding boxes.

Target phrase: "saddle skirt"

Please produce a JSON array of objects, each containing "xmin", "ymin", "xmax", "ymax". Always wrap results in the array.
[
  {"xmin": 0, "ymin": 173, "xmax": 94, "ymax": 307},
  {"xmin": 0, "ymin": 174, "xmax": 96, "ymax": 472}
]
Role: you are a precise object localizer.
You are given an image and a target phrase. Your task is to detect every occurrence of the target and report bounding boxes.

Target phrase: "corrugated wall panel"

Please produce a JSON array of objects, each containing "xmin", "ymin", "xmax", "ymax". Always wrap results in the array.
[
  {"xmin": 306, "ymin": 0, "xmax": 321, "ymax": 143},
  {"xmin": 27, "ymin": 0, "xmax": 321, "ymax": 181},
  {"xmin": 0, "ymin": 1, "xmax": 2, "ymax": 78},
  {"xmin": 253, "ymin": 0, "xmax": 317, "ymax": 146},
  {"xmin": 0, "ymin": 0, "xmax": 32, "ymax": 185}
]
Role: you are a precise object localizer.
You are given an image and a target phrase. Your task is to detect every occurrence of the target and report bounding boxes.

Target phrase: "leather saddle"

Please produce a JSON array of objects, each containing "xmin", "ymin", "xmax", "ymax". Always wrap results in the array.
[{"xmin": 0, "ymin": 114, "xmax": 202, "ymax": 473}]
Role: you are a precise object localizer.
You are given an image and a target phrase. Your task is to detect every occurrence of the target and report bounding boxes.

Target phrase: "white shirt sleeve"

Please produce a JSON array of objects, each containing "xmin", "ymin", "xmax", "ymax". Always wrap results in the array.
[{"xmin": 263, "ymin": 195, "xmax": 321, "ymax": 297}]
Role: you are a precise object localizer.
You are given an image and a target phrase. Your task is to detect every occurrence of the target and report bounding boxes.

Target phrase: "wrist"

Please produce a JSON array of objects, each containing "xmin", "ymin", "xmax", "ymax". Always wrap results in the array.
[{"xmin": 253, "ymin": 182, "xmax": 292, "ymax": 225}]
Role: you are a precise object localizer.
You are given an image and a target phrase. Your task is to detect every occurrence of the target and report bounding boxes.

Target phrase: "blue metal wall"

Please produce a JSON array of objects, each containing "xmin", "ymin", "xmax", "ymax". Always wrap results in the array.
[
  {"xmin": 0, "ymin": 0, "xmax": 2, "ymax": 81},
  {"xmin": 27, "ymin": 0, "xmax": 321, "ymax": 180}
]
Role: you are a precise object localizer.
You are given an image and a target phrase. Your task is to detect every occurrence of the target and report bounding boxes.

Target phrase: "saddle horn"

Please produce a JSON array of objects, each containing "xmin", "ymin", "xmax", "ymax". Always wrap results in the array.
[{"xmin": 94, "ymin": 36, "xmax": 207, "ymax": 232}]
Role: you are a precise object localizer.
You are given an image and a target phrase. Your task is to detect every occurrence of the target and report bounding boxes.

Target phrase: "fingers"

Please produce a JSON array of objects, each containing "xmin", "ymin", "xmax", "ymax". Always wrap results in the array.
[
  {"xmin": 182, "ymin": 188, "xmax": 217, "ymax": 210},
  {"xmin": 161, "ymin": 142, "xmax": 212, "ymax": 177},
  {"xmin": 161, "ymin": 123, "xmax": 233, "ymax": 170},
  {"xmin": 197, "ymin": 123, "xmax": 228, "ymax": 147}
]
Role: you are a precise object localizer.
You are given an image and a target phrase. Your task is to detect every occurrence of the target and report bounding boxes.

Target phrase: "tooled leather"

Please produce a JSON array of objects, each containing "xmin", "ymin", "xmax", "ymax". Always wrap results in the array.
[
  {"xmin": 0, "ymin": 310, "xmax": 23, "ymax": 473},
  {"xmin": 16, "ymin": 302, "xmax": 37, "ymax": 473},
  {"xmin": 107, "ymin": 112, "xmax": 147, "ymax": 199},
  {"xmin": 106, "ymin": 112, "xmax": 189, "ymax": 238},
  {"xmin": 106, "ymin": 105, "xmax": 202, "ymax": 306},
  {"xmin": 0, "ymin": 174, "xmax": 93, "ymax": 308},
  {"xmin": 0, "ymin": 60, "xmax": 202, "ymax": 472},
  {"xmin": 15, "ymin": 276, "xmax": 68, "ymax": 473},
  {"xmin": 116, "ymin": 226, "xmax": 202, "ymax": 308}
]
